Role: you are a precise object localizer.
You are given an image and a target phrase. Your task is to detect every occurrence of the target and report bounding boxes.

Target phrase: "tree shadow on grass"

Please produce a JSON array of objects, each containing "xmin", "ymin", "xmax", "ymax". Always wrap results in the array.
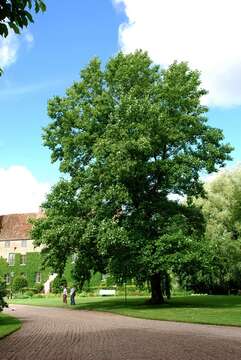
[
  {"xmin": 73, "ymin": 295, "xmax": 241, "ymax": 312},
  {"xmin": 167, "ymin": 295, "xmax": 241, "ymax": 309},
  {"xmin": 0, "ymin": 314, "xmax": 21, "ymax": 339},
  {"xmin": 0, "ymin": 315, "xmax": 20, "ymax": 326}
]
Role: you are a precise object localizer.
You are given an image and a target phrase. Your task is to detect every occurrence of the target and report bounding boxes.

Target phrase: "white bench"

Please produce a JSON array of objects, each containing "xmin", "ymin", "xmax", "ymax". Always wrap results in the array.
[{"xmin": 99, "ymin": 289, "xmax": 116, "ymax": 296}]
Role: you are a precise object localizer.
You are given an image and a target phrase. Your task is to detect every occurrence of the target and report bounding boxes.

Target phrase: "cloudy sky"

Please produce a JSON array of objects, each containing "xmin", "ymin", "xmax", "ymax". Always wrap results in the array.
[{"xmin": 0, "ymin": 0, "xmax": 240, "ymax": 214}]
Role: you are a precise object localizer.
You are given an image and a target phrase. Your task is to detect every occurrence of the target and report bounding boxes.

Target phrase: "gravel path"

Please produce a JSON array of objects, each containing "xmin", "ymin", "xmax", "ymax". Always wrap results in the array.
[{"xmin": 1, "ymin": 305, "xmax": 241, "ymax": 360}]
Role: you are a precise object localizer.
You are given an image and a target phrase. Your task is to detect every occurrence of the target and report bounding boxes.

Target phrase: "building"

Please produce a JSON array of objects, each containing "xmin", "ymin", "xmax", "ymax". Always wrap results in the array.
[
  {"xmin": 0, "ymin": 213, "xmax": 51, "ymax": 289},
  {"xmin": 0, "ymin": 213, "xmax": 40, "ymax": 262}
]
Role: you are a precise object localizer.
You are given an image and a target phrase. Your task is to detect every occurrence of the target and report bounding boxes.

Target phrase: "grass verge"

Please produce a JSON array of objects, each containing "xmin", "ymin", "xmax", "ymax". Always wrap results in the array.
[
  {"xmin": 0, "ymin": 313, "xmax": 21, "ymax": 339},
  {"xmin": 11, "ymin": 295, "xmax": 241, "ymax": 327}
]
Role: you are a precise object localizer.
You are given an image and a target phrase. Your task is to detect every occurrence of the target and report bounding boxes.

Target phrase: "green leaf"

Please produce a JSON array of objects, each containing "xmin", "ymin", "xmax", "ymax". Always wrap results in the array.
[
  {"xmin": 9, "ymin": 22, "xmax": 20, "ymax": 34},
  {"xmin": 0, "ymin": 23, "xmax": 8, "ymax": 37}
]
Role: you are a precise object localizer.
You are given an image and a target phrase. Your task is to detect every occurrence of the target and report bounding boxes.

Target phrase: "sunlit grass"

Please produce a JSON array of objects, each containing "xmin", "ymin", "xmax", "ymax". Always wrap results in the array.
[
  {"xmin": 0, "ymin": 313, "xmax": 21, "ymax": 339},
  {"xmin": 11, "ymin": 294, "xmax": 241, "ymax": 327}
]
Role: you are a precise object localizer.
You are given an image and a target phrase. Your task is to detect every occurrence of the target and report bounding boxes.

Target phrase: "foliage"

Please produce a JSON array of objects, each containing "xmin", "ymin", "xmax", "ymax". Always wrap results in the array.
[
  {"xmin": 0, "ymin": 252, "xmax": 88, "ymax": 293},
  {"xmin": 0, "ymin": 257, "xmax": 9, "ymax": 278},
  {"xmin": 12, "ymin": 275, "xmax": 28, "ymax": 293},
  {"xmin": 23, "ymin": 252, "xmax": 49, "ymax": 287},
  {"xmin": 0, "ymin": 276, "xmax": 7, "ymax": 311},
  {"xmin": 82, "ymin": 272, "xmax": 102, "ymax": 292},
  {"xmin": 181, "ymin": 166, "xmax": 241, "ymax": 294},
  {"xmin": 24, "ymin": 290, "xmax": 34, "ymax": 297},
  {"xmin": 0, "ymin": 253, "xmax": 50, "ymax": 288},
  {"xmin": 51, "ymin": 275, "xmax": 67, "ymax": 294},
  {"xmin": 34, "ymin": 283, "xmax": 44, "ymax": 293},
  {"xmin": 31, "ymin": 51, "xmax": 232, "ymax": 303},
  {"xmin": 0, "ymin": 0, "xmax": 46, "ymax": 37}
]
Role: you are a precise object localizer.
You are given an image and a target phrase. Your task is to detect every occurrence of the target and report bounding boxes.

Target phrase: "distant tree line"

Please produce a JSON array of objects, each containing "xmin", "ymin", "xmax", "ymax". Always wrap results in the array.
[{"xmin": 180, "ymin": 166, "xmax": 241, "ymax": 295}]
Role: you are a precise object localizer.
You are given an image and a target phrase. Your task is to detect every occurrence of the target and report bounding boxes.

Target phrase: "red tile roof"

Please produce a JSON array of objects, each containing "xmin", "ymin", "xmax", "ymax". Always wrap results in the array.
[{"xmin": 0, "ymin": 213, "xmax": 40, "ymax": 240}]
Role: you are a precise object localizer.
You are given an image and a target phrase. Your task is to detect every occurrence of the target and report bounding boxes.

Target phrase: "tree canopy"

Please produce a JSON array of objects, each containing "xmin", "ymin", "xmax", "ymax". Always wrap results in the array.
[
  {"xmin": 0, "ymin": 0, "xmax": 46, "ymax": 37},
  {"xmin": 181, "ymin": 166, "xmax": 241, "ymax": 294},
  {"xmin": 31, "ymin": 51, "xmax": 232, "ymax": 303}
]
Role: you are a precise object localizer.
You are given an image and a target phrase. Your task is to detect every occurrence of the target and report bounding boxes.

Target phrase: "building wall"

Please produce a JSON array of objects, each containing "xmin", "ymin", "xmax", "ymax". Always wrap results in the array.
[
  {"xmin": 0, "ymin": 214, "xmax": 51, "ymax": 290},
  {"xmin": 0, "ymin": 252, "xmax": 50, "ymax": 288},
  {"xmin": 0, "ymin": 239, "xmax": 40, "ymax": 261}
]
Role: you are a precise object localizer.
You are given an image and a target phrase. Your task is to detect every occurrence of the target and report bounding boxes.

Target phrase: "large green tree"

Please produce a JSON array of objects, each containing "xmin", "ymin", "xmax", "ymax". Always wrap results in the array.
[{"xmin": 32, "ymin": 51, "xmax": 232, "ymax": 303}]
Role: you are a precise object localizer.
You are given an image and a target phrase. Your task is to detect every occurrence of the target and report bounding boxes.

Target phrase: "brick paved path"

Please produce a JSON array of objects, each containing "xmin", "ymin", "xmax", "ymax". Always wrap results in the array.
[{"xmin": 1, "ymin": 305, "xmax": 241, "ymax": 360}]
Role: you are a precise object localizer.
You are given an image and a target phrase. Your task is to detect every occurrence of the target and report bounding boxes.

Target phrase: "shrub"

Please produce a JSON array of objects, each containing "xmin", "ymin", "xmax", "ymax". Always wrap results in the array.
[
  {"xmin": 33, "ymin": 293, "xmax": 44, "ymax": 298},
  {"xmin": 24, "ymin": 290, "xmax": 34, "ymax": 298},
  {"xmin": 22, "ymin": 287, "xmax": 37, "ymax": 294},
  {"xmin": 12, "ymin": 276, "xmax": 28, "ymax": 293},
  {"xmin": 35, "ymin": 283, "xmax": 44, "ymax": 293},
  {"xmin": 51, "ymin": 275, "xmax": 67, "ymax": 294},
  {"xmin": 0, "ymin": 276, "xmax": 7, "ymax": 311}
]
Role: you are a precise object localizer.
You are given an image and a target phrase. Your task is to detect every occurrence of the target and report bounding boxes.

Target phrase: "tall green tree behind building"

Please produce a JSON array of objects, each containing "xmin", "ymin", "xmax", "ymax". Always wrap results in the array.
[{"xmin": 32, "ymin": 51, "xmax": 232, "ymax": 303}]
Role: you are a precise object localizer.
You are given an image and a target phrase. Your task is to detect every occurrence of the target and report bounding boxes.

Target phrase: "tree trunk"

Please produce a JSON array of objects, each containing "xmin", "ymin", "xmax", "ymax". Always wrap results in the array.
[{"xmin": 149, "ymin": 273, "xmax": 164, "ymax": 304}]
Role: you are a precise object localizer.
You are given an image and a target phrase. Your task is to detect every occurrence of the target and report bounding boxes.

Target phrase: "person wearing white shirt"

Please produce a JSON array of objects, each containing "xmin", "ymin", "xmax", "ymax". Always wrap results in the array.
[
  {"xmin": 63, "ymin": 286, "xmax": 67, "ymax": 304},
  {"xmin": 70, "ymin": 287, "xmax": 76, "ymax": 305}
]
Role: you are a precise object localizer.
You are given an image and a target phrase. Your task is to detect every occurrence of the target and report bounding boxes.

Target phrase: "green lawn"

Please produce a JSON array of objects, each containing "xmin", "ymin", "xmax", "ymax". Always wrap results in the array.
[
  {"xmin": 0, "ymin": 313, "xmax": 21, "ymax": 339},
  {"xmin": 11, "ymin": 294, "xmax": 241, "ymax": 327}
]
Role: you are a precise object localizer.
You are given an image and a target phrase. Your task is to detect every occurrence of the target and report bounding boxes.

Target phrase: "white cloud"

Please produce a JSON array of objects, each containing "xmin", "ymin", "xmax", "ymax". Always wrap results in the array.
[
  {"xmin": 24, "ymin": 32, "xmax": 34, "ymax": 45},
  {"xmin": 114, "ymin": 0, "xmax": 241, "ymax": 107},
  {"xmin": 0, "ymin": 166, "xmax": 50, "ymax": 215},
  {"xmin": 0, "ymin": 80, "xmax": 59, "ymax": 98},
  {"xmin": 24, "ymin": 32, "xmax": 34, "ymax": 49},
  {"xmin": 0, "ymin": 31, "xmax": 19, "ymax": 68},
  {"xmin": 0, "ymin": 30, "xmax": 34, "ymax": 69}
]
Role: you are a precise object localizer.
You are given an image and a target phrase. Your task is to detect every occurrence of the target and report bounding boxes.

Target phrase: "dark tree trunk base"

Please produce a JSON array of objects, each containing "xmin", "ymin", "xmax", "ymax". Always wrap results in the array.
[
  {"xmin": 150, "ymin": 273, "xmax": 165, "ymax": 304},
  {"xmin": 146, "ymin": 297, "xmax": 165, "ymax": 305}
]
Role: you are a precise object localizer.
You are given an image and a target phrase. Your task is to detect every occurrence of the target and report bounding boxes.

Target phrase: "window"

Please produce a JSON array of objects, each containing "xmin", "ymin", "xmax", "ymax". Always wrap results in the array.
[
  {"xmin": 4, "ymin": 274, "xmax": 10, "ymax": 285},
  {"xmin": 5, "ymin": 240, "xmax": 10, "ymax": 248},
  {"xmin": 20, "ymin": 254, "xmax": 27, "ymax": 265},
  {"xmin": 8, "ymin": 253, "xmax": 15, "ymax": 266},
  {"xmin": 35, "ymin": 272, "xmax": 41, "ymax": 283},
  {"xmin": 21, "ymin": 240, "xmax": 27, "ymax": 248}
]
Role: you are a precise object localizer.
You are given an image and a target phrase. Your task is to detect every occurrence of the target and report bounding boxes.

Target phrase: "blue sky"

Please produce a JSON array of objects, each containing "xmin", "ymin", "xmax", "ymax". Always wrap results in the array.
[{"xmin": 0, "ymin": 0, "xmax": 240, "ymax": 214}]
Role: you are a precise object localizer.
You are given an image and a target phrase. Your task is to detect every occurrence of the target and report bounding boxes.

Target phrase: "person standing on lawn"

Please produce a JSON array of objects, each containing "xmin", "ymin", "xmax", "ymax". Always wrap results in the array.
[
  {"xmin": 63, "ymin": 286, "xmax": 67, "ymax": 304},
  {"xmin": 70, "ymin": 287, "xmax": 76, "ymax": 305}
]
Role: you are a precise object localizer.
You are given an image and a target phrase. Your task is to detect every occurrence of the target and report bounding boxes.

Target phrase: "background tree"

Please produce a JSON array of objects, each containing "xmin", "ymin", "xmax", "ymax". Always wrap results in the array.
[
  {"xmin": 181, "ymin": 166, "xmax": 241, "ymax": 294},
  {"xmin": 31, "ymin": 51, "xmax": 232, "ymax": 303},
  {"xmin": 0, "ymin": 0, "xmax": 46, "ymax": 75},
  {"xmin": 51, "ymin": 275, "xmax": 67, "ymax": 294}
]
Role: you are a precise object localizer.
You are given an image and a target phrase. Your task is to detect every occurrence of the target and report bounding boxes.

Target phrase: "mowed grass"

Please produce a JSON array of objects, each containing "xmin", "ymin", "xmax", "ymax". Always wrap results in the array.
[
  {"xmin": 0, "ymin": 313, "xmax": 21, "ymax": 339},
  {"xmin": 11, "ymin": 295, "xmax": 241, "ymax": 327}
]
